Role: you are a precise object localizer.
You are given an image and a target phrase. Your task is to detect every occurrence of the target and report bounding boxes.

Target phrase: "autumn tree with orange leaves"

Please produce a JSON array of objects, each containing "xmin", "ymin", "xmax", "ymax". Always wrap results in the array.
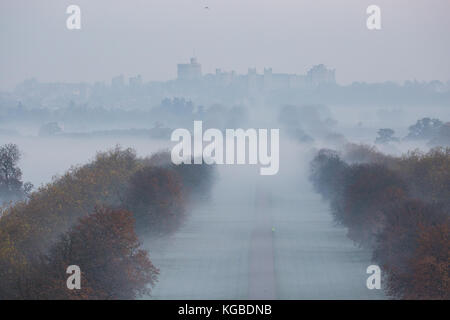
[
  {"xmin": 310, "ymin": 145, "xmax": 450, "ymax": 299},
  {"xmin": 34, "ymin": 207, "xmax": 159, "ymax": 300},
  {"xmin": 124, "ymin": 165, "xmax": 185, "ymax": 236},
  {"xmin": 0, "ymin": 146, "xmax": 215, "ymax": 299}
]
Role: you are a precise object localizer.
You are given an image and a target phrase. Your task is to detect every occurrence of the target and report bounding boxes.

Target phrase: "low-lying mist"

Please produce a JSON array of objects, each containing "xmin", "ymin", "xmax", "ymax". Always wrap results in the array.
[{"xmin": 0, "ymin": 99, "xmax": 448, "ymax": 299}]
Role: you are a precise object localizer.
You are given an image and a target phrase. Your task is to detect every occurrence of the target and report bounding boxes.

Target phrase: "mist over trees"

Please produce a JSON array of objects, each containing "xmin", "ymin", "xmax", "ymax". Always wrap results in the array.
[
  {"xmin": 124, "ymin": 165, "xmax": 185, "ymax": 236},
  {"xmin": 0, "ymin": 68, "xmax": 449, "ymax": 300},
  {"xmin": 3, "ymin": 77, "xmax": 449, "ymax": 114},
  {"xmin": 372, "ymin": 118, "xmax": 450, "ymax": 147},
  {"xmin": 375, "ymin": 129, "xmax": 399, "ymax": 144},
  {"xmin": 430, "ymin": 122, "xmax": 450, "ymax": 147},
  {"xmin": 1, "ymin": 73, "xmax": 449, "ymax": 142},
  {"xmin": 145, "ymin": 151, "xmax": 216, "ymax": 199},
  {"xmin": 406, "ymin": 118, "xmax": 443, "ymax": 141},
  {"xmin": 0, "ymin": 146, "xmax": 216, "ymax": 299},
  {"xmin": 310, "ymin": 145, "xmax": 450, "ymax": 299},
  {"xmin": 12, "ymin": 207, "xmax": 159, "ymax": 300},
  {"xmin": 277, "ymin": 104, "xmax": 338, "ymax": 143},
  {"xmin": 0, "ymin": 144, "xmax": 33, "ymax": 204}
]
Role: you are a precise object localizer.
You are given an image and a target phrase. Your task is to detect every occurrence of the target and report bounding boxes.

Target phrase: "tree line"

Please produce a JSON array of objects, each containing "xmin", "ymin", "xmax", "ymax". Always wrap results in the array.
[
  {"xmin": 310, "ymin": 144, "xmax": 449, "ymax": 299},
  {"xmin": 375, "ymin": 117, "xmax": 450, "ymax": 146},
  {"xmin": 0, "ymin": 145, "xmax": 215, "ymax": 299}
]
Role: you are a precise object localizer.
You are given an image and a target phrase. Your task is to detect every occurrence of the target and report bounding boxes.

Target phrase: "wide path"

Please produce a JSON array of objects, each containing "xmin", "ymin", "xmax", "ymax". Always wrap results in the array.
[{"xmin": 147, "ymin": 164, "xmax": 385, "ymax": 299}]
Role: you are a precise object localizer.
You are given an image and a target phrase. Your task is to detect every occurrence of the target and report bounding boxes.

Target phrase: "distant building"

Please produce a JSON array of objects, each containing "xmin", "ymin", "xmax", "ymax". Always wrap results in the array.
[
  {"xmin": 214, "ymin": 68, "xmax": 235, "ymax": 85},
  {"xmin": 112, "ymin": 74, "xmax": 125, "ymax": 88},
  {"xmin": 263, "ymin": 68, "xmax": 307, "ymax": 90},
  {"xmin": 176, "ymin": 58, "xmax": 335, "ymax": 90},
  {"xmin": 244, "ymin": 64, "xmax": 335, "ymax": 92},
  {"xmin": 177, "ymin": 57, "xmax": 202, "ymax": 80},
  {"xmin": 129, "ymin": 75, "xmax": 143, "ymax": 87},
  {"xmin": 306, "ymin": 64, "xmax": 335, "ymax": 86}
]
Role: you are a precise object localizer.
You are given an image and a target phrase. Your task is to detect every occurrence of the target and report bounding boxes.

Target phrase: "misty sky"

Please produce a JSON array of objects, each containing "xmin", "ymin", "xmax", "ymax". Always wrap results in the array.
[{"xmin": 1, "ymin": 0, "xmax": 449, "ymax": 90}]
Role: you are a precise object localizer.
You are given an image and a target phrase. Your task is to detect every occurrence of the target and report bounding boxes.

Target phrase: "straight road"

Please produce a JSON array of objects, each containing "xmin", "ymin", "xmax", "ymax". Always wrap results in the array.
[
  {"xmin": 248, "ymin": 189, "xmax": 276, "ymax": 299},
  {"xmin": 147, "ymin": 165, "xmax": 385, "ymax": 299}
]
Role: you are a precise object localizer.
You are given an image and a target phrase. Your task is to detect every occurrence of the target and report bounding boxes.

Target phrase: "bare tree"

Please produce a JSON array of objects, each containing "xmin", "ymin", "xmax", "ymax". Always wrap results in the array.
[{"xmin": 0, "ymin": 144, "xmax": 32, "ymax": 202}]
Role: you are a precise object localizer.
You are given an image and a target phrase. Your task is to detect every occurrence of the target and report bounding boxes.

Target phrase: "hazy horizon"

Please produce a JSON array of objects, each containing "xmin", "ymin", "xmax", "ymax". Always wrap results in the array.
[{"xmin": 1, "ymin": 0, "xmax": 450, "ymax": 90}]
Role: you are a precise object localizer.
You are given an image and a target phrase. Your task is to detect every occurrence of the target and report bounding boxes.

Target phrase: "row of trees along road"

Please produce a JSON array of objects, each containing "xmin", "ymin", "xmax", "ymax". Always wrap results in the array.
[
  {"xmin": 310, "ymin": 144, "xmax": 449, "ymax": 299},
  {"xmin": 0, "ymin": 144, "xmax": 215, "ymax": 299}
]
